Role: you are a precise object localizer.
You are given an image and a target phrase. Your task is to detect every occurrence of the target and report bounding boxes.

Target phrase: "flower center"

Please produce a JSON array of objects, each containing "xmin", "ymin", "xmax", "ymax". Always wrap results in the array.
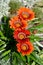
[
  {"xmin": 18, "ymin": 33, "xmax": 26, "ymax": 40},
  {"xmin": 14, "ymin": 20, "xmax": 22, "ymax": 27},
  {"xmin": 15, "ymin": 23, "xmax": 21, "ymax": 27},
  {"xmin": 22, "ymin": 12, "xmax": 29, "ymax": 18},
  {"xmin": 21, "ymin": 44, "xmax": 28, "ymax": 51}
]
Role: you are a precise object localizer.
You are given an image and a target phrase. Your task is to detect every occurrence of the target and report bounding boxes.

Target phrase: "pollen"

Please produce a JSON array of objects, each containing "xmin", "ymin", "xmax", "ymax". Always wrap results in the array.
[
  {"xmin": 15, "ymin": 23, "xmax": 21, "ymax": 27},
  {"xmin": 19, "ymin": 34, "xmax": 25, "ymax": 39},
  {"xmin": 21, "ymin": 45, "xmax": 28, "ymax": 51},
  {"xmin": 14, "ymin": 20, "xmax": 22, "ymax": 28},
  {"xmin": 22, "ymin": 12, "xmax": 29, "ymax": 18}
]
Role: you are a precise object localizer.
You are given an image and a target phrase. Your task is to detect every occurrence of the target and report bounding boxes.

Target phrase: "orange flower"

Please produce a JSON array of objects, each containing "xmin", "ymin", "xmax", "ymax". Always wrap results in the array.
[
  {"xmin": 13, "ymin": 29, "xmax": 31, "ymax": 42},
  {"xmin": 16, "ymin": 41, "xmax": 34, "ymax": 56},
  {"xmin": 17, "ymin": 7, "xmax": 35, "ymax": 21},
  {"xmin": 9, "ymin": 16, "xmax": 28, "ymax": 30}
]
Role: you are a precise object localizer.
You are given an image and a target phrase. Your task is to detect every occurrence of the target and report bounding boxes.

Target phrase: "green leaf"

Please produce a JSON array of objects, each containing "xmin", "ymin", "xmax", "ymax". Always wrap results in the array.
[
  {"xmin": 30, "ymin": 52, "xmax": 43, "ymax": 65},
  {"xmin": 31, "ymin": 62, "xmax": 35, "ymax": 65},
  {"xmin": 27, "ymin": 55, "xmax": 31, "ymax": 65},
  {"xmin": 12, "ymin": 52, "xmax": 26, "ymax": 65},
  {"xmin": 28, "ymin": 34, "xmax": 41, "ymax": 42}
]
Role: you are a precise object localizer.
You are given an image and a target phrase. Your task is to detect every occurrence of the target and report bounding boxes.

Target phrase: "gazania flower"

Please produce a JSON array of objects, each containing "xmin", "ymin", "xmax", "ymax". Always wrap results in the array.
[
  {"xmin": 17, "ymin": 7, "xmax": 35, "ymax": 21},
  {"xmin": 16, "ymin": 41, "xmax": 34, "ymax": 56},
  {"xmin": 13, "ymin": 29, "xmax": 31, "ymax": 42},
  {"xmin": 9, "ymin": 16, "xmax": 28, "ymax": 30}
]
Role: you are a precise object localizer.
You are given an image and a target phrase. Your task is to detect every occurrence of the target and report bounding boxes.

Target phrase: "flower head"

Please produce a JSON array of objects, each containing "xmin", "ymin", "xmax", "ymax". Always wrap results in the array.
[
  {"xmin": 13, "ymin": 29, "xmax": 31, "ymax": 42},
  {"xmin": 16, "ymin": 41, "xmax": 34, "ymax": 56},
  {"xmin": 17, "ymin": 7, "xmax": 35, "ymax": 21},
  {"xmin": 9, "ymin": 16, "xmax": 28, "ymax": 30}
]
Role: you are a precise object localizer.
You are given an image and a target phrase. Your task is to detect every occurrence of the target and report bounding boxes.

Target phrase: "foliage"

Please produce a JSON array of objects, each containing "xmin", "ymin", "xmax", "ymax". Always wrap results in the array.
[
  {"xmin": 9, "ymin": 0, "xmax": 22, "ymax": 16},
  {"xmin": 0, "ymin": 15, "xmax": 43, "ymax": 65},
  {"xmin": 0, "ymin": 0, "xmax": 43, "ymax": 65}
]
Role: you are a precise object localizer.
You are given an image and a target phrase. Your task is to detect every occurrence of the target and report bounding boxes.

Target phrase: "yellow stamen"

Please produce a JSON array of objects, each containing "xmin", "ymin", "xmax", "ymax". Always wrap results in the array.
[
  {"xmin": 23, "ymin": 14, "xmax": 28, "ymax": 18},
  {"xmin": 22, "ymin": 45, "xmax": 27, "ymax": 51},
  {"xmin": 19, "ymin": 34, "xmax": 25, "ymax": 39},
  {"xmin": 16, "ymin": 23, "xmax": 21, "ymax": 27},
  {"xmin": 22, "ymin": 12, "xmax": 29, "ymax": 18}
]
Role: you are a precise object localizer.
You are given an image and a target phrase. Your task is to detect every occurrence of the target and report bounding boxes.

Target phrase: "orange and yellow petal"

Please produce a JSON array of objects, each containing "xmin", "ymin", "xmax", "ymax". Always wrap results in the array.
[
  {"xmin": 16, "ymin": 41, "xmax": 34, "ymax": 56},
  {"xmin": 17, "ymin": 7, "xmax": 35, "ymax": 21},
  {"xmin": 9, "ymin": 16, "xmax": 28, "ymax": 30},
  {"xmin": 13, "ymin": 29, "xmax": 31, "ymax": 42}
]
